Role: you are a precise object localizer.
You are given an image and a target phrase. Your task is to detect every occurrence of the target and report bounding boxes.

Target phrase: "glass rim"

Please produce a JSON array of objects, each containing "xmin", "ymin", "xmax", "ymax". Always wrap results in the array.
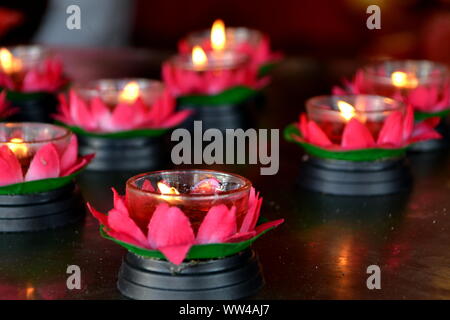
[
  {"xmin": 3, "ymin": 45, "xmax": 48, "ymax": 59},
  {"xmin": 126, "ymin": 169, "xmax": 252, "ymax": 200},
  {"xmin": 362, "ymin": 59, "xmax": 449, "ymax": 81},
  {"xmin": 0, "ymin": 122, "xmax": 72, "ymax": 144},
  {"xmin": 306, "ymin": 94, "xmax": 405, "ymax": 114},
  {"xmin": 73, "ymin": 78, "xmax": 165, "ymax": 91},
  {"xmin": 186, "ymin": 26, "xmax": 263, "ymax": 44},
  {"xmin": 169, "ymin": 51, "xmax": 249, "ymax": 71}
]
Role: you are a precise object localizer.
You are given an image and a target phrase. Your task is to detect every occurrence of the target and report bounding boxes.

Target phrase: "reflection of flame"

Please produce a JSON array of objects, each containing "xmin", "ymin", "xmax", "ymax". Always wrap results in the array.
[
  {"xmin": 0, "ymin": 48, "xmax": 22, "ymax": 74},
  {"xmin": 192, "ymin": 46, "xmax": 207, "ymax": 68},
  {"xmin": 119, "ymin": 82, "xmax": 140, "ymax": 104},
  {"xmin": 211, "ymin": 19, "xmax": 226, "ymax": 51},
  {"xmin": 391, "ymin": 71, "xmax": 418, "ymax": 89},
  {"xmin": 337, "ymin": 101, "xmax": 356, "ymax": 121},
  {"xmin": 26, "ymin": 285, "xmax": 35, "ymax": 300},
  {"xmin": 157, "ymin": 181, "xmax": 180, "ymax": 195},
  {"xmin": 7, "ymin": 138, "xmax": 28, "ymax": 158}
]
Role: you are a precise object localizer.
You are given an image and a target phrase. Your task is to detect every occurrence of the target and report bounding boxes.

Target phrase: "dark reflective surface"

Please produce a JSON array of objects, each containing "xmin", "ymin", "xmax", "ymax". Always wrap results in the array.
[{"xmin": 1, "ymin": 49, "xmax": 450, "ymax": 299}]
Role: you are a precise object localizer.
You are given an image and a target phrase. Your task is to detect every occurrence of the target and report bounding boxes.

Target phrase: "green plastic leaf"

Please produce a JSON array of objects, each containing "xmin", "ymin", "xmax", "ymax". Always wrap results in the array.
[
  {"xmin": 100, "ymin": 224, "xmax": 275, "ymax": 261},
  {"xmin": 57, "ymin": 123, "xmax": 168, "ymax": 139},
  {"xmin": 414, "ymin": 109, "xmax": 450, "ymax": 121},
  {"xmin": 3, "ymin": 88, "xmax": 51, "ymax": 102},
  {"xmin": 177, "ymin": 86, "xmax": 258, "ymax": 107},
  {"xmin": 284, "ymin": 123, "xmax": 407, "ymax": 162},
  {"xmin": 258, "ymin": 62, "xmax": 277, "ymax": 78},
  {"xmin": 0, "ymin": 168, "xmax": 86, "ymax": 195}
]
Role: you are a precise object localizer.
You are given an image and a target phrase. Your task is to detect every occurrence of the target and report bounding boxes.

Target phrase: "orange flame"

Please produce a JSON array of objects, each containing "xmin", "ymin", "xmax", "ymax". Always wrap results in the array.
[
  {"xmin": 211, "ymin": 19, "xmax": 226, "ymax": 51},
  {"xmin": 192, "ymin": 46, "xmax": 207, "ymax": 68},
  {"xmin": 119, "ymin": 81, "xmax": 140, "ymax": 104},
  {"xmin": 0, "ymin": 48, "xmax": 22, "ymax": 74},
  {"xmin": 337, "ymin": 101, "xmax": 356, "ymax": 121},
  {"xmin": 7, "ymin": 138, "xmax": 28, "ymax": 159},
  {"xmin": 391, "ymin": 71, "xmax": 419, "ymax": 89},
  {"xmin": 157, "ymin": 181, "xmax": 180, "ymax": 195}
]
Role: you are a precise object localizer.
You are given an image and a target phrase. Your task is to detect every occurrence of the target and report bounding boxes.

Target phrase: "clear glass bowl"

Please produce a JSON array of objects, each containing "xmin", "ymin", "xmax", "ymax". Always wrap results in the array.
[
  {"xmin": 126, "ymin": 169, "xmax": 252, "ymax": 233},
  {"xmin": 306, "ymin": 95, "xmax": 405, "ymax": 144}
]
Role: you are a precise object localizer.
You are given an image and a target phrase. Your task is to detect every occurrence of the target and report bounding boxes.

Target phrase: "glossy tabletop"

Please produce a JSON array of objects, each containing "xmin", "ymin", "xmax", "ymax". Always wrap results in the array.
[{"xmin": 0, "ymin": 49, "xmax": 449, "ymax": 300}]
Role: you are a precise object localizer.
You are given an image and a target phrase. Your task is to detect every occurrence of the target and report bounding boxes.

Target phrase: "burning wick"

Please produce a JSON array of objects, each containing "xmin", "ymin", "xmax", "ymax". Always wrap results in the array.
[
  {"xmin": 7, "ymin": 138, "xmax": 28, "ymax": 159},
  {"xmin": 337, "ymin": 101, "xmax": 356, "ymax": 121},
  {"xmin": 391, "ymin": 71, "xmax": 419, "ymax": 89},
  {"xmin": 157, "ymin": 181, "xmax": 180, "ymax": 195},
  {"xmin": 119, "ymin": 81, "xmax": 140, "ymax": 104},
  {"xmin": 211, "ymin": 19, "xmax": 226, "ymax": 51},
  {"xmin": 192, "ymin": 46, "xmax": 208, "ymax": 69},
  {"xmin": 0, "ymin": 48, "xmax": 22, "ymax": 74}
]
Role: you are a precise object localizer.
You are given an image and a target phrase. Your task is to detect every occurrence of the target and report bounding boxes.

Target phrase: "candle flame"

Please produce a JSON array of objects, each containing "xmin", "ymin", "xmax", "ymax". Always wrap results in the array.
[
  {"xmin": 119, "ymin": 81, "xmax": 140, "ymax": 104},
  {"xmin": 192, "ymin": 46, "xmax": 207, "ymax": 67},
  {"xmin": 211, "ymin": 19, "xmax": 226, "ymax": 51},
  {"xmin": 337, "ymin": 101, "xmax": 356, "ymax": 121},
  {"xmin": 157, "ymin": 181, "xmax": 180, "ymax": 195},
  {"xmin": 7, "ymin": 138, "xmax": 28, "ymax": 158},
  {"xmin": 0, "ymin": 48, "xmax": 22, "ymax": 74},
  {"xmin": 391, "ymin": 71, "xmax": 418, "ymax": 89}
]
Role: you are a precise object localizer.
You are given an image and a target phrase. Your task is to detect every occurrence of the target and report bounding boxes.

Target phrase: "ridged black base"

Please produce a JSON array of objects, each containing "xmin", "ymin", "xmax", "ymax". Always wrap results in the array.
[
  {"xmin": 0, "ymin": 183, "xmax": 83, "ymax": 232},
  {"xmin": 298, "ymin": 156, "xmax": 411, "ymax": 196},
  {"xmin": 117, "ymin": 250, "xmax": 264, "ymax": 300},
  {"xmin": 178, "ymin": 102, "xmax": 252, "ymax": 131},
  {"xmin": 7, "ymin": 93, "xmax": 58, "ymax": 123},
  {"xmin": 78, "ymin": 135, "xmax": 164, "ymax": 171}
]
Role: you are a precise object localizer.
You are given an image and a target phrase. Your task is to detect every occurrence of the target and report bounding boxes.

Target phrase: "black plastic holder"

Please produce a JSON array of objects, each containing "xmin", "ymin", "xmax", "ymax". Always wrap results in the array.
[
  {"xmin": 78, "ymin": 135, "xmax": 165, "ymax": 171},
  {"xmin": 7, "ymin": 93, "xmax": 59, "ymax": 123},
  {"xmin": 117, "ymin": 249, "xmax": 264, "ymax": 300},
  {"xmin": 0, "ymin": 183, "xmax": 83, "ymax": 233},
  {"xmin": 298, "ymin": 156, "xmax": 411, "ymax": 196},
  {"xmin": 409, "ymin": 121, "xmax": 449, "ymax": 152},
  {"xmin": 178, "ymin": 102, "xmax": 252, "ymax": 132}
]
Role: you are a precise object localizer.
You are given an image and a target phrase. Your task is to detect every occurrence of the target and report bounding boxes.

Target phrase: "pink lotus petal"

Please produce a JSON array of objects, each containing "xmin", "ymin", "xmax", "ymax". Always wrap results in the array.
[
  {"xmin": 112, "ymin": 187, "xmax": 128, "ymax": 214},
  {"xmin": 342, "ymin": 118, "xmax": 375, "ymax": 149},
  {"xmin": 147, "ymin": 203, "xmax": 195, "ymax": 265},
  {"xmin": 61, "ymin": 153, "xmax": 94, "ymax": 176},
  {"xmin": 254, "ymin": 219, "xmax": 285, "ymax": 235},
  {"xmin": 25, "ymin": 143, "xmax": 60, "ymax": 181},
  {"xmin": 159, "ymin": 109, "xmax": 191, "ymax": 128},
  {"xmin": 377, "ymin": 111, "xmax": 404, "ymax": 146},
  {"xmin": 87, "ymin": 202, "xmax": 109, "ymax": 226},
  {"xmin": 60, "ymin": 135, "xmax": 78, "ymax": 174},
  {"xmin": 410, "ymin": 117, "xmax": 442, "ymax": 143},
  {"xmin": 196, "ymin": 205, "xmax": 237, "ymax": 244},
  {"xmin": 240, "ymin": 188, "xmax": 262, "ymax": 233},
  {"xmin": 402, "ymin": 105, "xmax": 414, "ymax": 140},
  {"xmin": 142, "ymin": 179, "xmax": 155, "ymax": 192},
  {"xmin": 307, "ymin": 121, "xmax": 333, "ymax": 147},
  {"xmin": 299, "ymin": 113, "xmax": 308, "ymax": 138},
  {"xmin": 0, "ymin": 145, "xmax": 23, "ymax": 186},
  {"xmin": 107, "ymin": 208, "xmax": 149, "ymax": 249}
]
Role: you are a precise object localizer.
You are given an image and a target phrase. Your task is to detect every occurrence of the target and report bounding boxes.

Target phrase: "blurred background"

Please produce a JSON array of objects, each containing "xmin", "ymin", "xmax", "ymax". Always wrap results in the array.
[{"xmin": 0, "ymin": 0, "xmax": 449, "ymax": 63}]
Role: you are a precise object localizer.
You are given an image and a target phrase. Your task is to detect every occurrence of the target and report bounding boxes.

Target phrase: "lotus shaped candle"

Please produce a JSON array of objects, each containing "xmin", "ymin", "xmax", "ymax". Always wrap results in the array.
[
  {"xmin": 55, "ymin": 79, "xmax": 190, "ymax": 133},
  {"xmin": 0, "ymin": 46, "xmax": 67, "ymax": 93},
  {"xmin": 178, "ymin": 19, "xmax": 282, "ymax": 74},
  {"xmin": 88, "ymin": 170, "xmax": 283, "ymax": 265},
  {"xmin": 0, "ymin": 123, "xmax": 92, "ymax": 187},
  {"xmin": 334, "ymin": 61, "xmax": 450, "ymax": 118},
  {"xmin": 285, "ymin": 95, "xmax": 441, "ymax": 196},
  {"xmin": 0, "ymin": 123, "xmax": 93, "ymax": 232}
]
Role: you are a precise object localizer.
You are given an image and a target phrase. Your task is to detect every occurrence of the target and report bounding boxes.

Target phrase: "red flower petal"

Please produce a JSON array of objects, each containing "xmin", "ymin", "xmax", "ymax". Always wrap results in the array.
[
  {"xmin": 307, "ymin": 121, "xmax": 333, "ymax": 147},
  {"xmin": 410, "ymin": 117, "xmax": 442, "ymax": 143},
  {"xmin": 196, "ymin": 205, "xmax": 237, "ymax": 244},
  {"xmin": 107, "ymin": 208, "xmax": 149, "ymax": 249},
  {"xmin": 0, "ymin": 145, "xmax": 23, "ymax": 186},
  {"xmin": 86, "ymin": 202, "xmax": 108, "ymax": 227},
  {"xmin": 142, "ymin": 180, "xmax": 155, "ymax": 192},
  {"xmin": 299, "ymin": 113, "xmax": 308, "ymax": 138},
  {"xmin": 402, "ymin": 105, "xmax": 414, "ymax": 140},
  {"xmin": 240, "ymin": 187, "xmax": 262, "ymax": 233},
  {"xmin": 25, "ymin": 143, "xmax": 60, "ymax": 181},
  {"xmin": 60, "ymin": 135, "xmax": 78, "ymax": 174},
  {"xmin": 341, "ymin": 118, "xmax": 375, "ymax": 149},
  {"xmin": 377, "ymin": 111, "xmax": 404, "ymax": 146},
  {"xmin": 112, "ymin": 187, "xmax": 128, "ymax": 214},
  {"xmin": 255, "ymin": 219, "xmax": 284, "ymax": 235},
  {"xmin": 147, "ymin": 203, "xmax": 195, "ymax": 265}
]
